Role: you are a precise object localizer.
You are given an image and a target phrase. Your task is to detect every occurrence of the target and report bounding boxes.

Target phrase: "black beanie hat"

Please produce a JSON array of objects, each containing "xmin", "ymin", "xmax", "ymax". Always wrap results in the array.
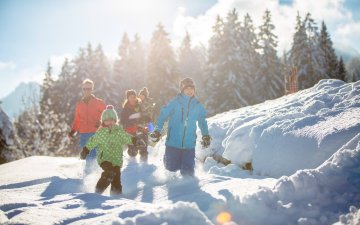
[{"xmin": 179, "ymin": 77, "xmax": 195, "ymax": 92}]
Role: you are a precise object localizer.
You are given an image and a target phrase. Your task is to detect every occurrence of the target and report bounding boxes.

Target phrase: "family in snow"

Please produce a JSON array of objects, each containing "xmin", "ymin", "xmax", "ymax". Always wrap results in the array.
[{"xmin": 68, "ymin": 78, "xmax": 211, "ymax": 196}]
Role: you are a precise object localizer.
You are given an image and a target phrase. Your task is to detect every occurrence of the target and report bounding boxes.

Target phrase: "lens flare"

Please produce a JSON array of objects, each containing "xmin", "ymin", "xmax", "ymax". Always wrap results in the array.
[{"xmin": 216, "ymin": 211, "xmax": 232, "ymax": 224}]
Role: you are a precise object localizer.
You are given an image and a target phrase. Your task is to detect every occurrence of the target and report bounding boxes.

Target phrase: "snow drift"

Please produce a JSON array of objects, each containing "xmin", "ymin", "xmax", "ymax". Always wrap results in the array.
[{"xmin": 199, "ymin": 79, "xmax": 360, "ymax": 177}]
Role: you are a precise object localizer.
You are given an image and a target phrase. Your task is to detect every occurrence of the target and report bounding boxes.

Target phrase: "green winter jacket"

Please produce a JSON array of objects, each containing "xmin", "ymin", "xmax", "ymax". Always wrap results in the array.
[{"xmin": 85, "ymin": 125, "xmax": 132, "ymax": 167}]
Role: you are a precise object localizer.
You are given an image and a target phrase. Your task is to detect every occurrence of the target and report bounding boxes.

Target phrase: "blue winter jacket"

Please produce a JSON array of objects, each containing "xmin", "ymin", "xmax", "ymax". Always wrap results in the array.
[{"xmin": 155, "ymin": 94, "xmax": 209, "ymax": 149}]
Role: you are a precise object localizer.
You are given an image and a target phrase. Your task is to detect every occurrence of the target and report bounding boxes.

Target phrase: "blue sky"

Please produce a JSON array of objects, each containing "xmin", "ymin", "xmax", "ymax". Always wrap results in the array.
[{"xmin": 0, "ymin": 0, "xmax": 359, "ymax": 98}]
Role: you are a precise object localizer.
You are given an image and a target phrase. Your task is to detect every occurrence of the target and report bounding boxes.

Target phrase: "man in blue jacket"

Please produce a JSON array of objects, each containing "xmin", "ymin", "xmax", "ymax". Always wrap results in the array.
[{"xmin": 150, "ymin": 78, "xmax": 211, "ymax": 176}]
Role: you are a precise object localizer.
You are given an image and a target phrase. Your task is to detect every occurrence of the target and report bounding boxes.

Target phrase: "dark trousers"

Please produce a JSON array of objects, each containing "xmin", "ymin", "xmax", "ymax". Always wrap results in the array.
[
  {"xmin": 128, "ymin": 133, "xmax": 148, "ymax": 162},
  {"xmin": 95, "ymin": 161, "xmax": 122, "ymax": 195},
  {"xmin": 163, "ymin": 146, "xmax": 195, "ymax": 176}
]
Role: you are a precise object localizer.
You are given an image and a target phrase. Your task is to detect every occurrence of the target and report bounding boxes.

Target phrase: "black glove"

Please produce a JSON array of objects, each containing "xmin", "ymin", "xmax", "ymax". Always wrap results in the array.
[
  {"xmin": 80, "ymin": 147, "xmax": 90, "ymax": 160},
  {"xmin": 131, "ymin": 136, "xmax": 146, "ymax": 147},
  {"xmin": 150, "ymin": 131, "xmax": 161, "ymax": 142},
  {"xmin": 68, "ymin": 129, "xmax": 76, "ymax": 138},
  {"xmin": 201, "ymin": 135, "xmax": 211, "ymax": 148}
]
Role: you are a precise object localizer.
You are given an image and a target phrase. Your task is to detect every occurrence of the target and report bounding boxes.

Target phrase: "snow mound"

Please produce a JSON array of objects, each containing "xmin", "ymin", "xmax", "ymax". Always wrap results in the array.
[
  {"xmin": 198, "ymin": 79, "xmax": 360, "ymax": 177},
  {"xmin": 214, "ymin": 133, "xmax": 360, "ymax": 225}
]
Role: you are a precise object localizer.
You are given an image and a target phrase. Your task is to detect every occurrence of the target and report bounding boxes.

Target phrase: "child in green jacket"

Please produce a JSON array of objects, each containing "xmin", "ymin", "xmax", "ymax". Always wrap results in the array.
[{"xmin": 80, "ymin": 105, "xmax": 138, "ymax": 195}]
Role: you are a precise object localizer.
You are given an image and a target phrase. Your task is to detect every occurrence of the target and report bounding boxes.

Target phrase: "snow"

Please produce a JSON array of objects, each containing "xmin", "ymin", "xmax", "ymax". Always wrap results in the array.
[{"xmin": 1, "ymin": 79, "xmax": 359, "ymax": 225}]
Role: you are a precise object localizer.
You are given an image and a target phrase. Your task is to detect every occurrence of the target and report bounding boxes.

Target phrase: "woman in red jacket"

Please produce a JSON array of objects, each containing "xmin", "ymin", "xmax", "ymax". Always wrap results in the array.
[
  {"xmin": 68, "ymin": 79, "xmax": 106, "ymax": 176},
  {"xmin": 121, "ymin": 90, "xmax": 148, "ymax": 162}
]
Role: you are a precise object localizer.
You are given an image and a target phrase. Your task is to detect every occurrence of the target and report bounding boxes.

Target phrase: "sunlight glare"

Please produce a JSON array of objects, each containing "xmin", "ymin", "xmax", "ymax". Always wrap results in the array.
[{"xmin": 216, "ymin": 211, "xmax": 232, "ymax": 224}]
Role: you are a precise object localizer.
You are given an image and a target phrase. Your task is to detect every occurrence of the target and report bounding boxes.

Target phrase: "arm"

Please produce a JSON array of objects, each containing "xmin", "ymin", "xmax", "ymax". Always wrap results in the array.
[
  {"xmin": 71, "ymin": 103, "xmax": 80, "ymax": 132},
  {"xmin": 85, "ymin": 132, "xmax": 100, "ymax": 150},
  {"xmin": 197, "ymin": 104, "xmax": 209, "ymax": 136},
  {"xmin": 154, "ymin": 98, "xmax": 176, "ymax": 132}
]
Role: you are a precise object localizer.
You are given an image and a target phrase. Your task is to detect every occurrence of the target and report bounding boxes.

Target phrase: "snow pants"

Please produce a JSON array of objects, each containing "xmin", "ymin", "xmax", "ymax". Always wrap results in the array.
[
  {"xmin": 80, "ymin": 133, "xmax": 97, "ymax": 176},
  {"xmin": 128, "ymin": 132, "xmax": 148, "ymax": 162},
  {"xmin": 163, "ymin": 146, "xmax": 195, "ymax": 176},
  {"xmin": 95, "ymin": 161, "xmax": 122, "ymax": 195}
]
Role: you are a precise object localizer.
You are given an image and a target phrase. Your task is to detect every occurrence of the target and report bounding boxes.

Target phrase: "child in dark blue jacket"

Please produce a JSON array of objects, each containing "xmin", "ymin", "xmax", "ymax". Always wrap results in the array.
[{"xmin": 150, "ymin": 78, "xmax": 211, "ymax": 176}]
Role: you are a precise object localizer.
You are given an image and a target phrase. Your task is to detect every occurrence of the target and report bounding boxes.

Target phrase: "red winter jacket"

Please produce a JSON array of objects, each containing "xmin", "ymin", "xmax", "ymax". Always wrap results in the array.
[{"xmin": 71, "ymin": 95, "xmax": 106, "ymax": 133}]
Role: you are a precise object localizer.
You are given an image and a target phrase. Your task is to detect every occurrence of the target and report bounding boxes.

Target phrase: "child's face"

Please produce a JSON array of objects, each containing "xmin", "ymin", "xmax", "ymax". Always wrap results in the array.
[
  {"xmin": 183, "ymin": 87, "xmax": 195, "ymax": 97},
  {"xmin": 104, "ymin": 120, "xmax": 116, "ymax": 126}
]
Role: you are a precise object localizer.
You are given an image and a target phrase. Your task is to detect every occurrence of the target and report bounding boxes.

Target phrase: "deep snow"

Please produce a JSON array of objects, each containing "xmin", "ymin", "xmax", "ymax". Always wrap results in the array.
[{"xmin": 0, "ymin": 79, "xmax": 359, "ymax": 225}]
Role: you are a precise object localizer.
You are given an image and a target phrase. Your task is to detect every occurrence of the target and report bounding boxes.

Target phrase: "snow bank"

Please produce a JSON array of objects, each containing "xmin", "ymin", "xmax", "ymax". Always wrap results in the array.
[
  {"xmin": 214, "ymin": 133, "xmax": 360, "ymax": 225},
  {"xmin": 198, "ymin": 80, "xmax": 360, "ymax": 177}
]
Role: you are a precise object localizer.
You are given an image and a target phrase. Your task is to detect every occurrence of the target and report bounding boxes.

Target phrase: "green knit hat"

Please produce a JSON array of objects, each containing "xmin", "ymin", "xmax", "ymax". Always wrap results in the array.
[{"xmin": 101, "ymin": 105, "xmax": 118, "ymax": 122}]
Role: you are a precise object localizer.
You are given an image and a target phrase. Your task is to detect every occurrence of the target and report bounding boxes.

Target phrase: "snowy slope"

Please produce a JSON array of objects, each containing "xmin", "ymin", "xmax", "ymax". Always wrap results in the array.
[
  {"xmin": 0, "ymin": 79, "xmax": 359, "ymax": 225},
  {"xmin": 198, "ymin": 79, "xmax": 360, "ymax": 177}
]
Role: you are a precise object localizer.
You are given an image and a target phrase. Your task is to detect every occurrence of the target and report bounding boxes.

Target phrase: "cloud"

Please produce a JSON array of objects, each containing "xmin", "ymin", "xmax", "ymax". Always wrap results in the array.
[
  {"xmin": 0, "ymin": 61, "xmax": 16, "ymax": 71},
  {"xmin": 172, "ymin": 0, "xmax": 360, "ymax": 53}
]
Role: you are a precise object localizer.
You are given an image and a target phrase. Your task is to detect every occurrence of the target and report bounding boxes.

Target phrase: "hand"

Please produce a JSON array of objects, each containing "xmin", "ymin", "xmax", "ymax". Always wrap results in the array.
[
  {"xmin": 201, "ymin": 135, "xmax": 211, "ymax": 148},
  {"xmin": 131, "ymin": 136, "xmax": 146, "ymax": 147},
  {"xmin": 80, "ymin": 147, "xmax": 90, "ymax": 160},
  {"xmin": 68, "ymin": 130, "xmax": 76, "ymax": 139},
  {"xmin": 150, "ymin": 131, "xmax": 161, "ymax": 143}
]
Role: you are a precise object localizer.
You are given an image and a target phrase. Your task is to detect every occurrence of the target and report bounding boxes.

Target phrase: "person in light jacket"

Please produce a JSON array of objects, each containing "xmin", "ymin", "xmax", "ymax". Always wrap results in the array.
[{"xmin": 150, "ymin": 78, "xmax": 211, "ymax": 176}]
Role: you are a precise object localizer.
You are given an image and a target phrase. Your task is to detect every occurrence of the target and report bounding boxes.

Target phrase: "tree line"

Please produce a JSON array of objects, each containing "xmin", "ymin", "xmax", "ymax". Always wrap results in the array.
[{"xmin": 3, "ymin": 8, "xmax": 356, "ymax": 162}]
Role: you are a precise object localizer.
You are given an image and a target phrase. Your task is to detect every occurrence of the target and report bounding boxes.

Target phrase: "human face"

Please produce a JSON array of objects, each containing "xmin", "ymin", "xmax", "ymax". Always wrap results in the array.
[
  {"xmin": 104, "ymin": 120, "xmax": 116, "ymax": 127},
  {"xmin": 128, "ymin": 94, "xmax": 137, "ymax": 106},
  {"xmin": 82, "ymin": 83, "xmax": 93, "ymax": 97},
  {"xmin": 183, "ymin": 86, "xmax": 195, "ymax": 97}
]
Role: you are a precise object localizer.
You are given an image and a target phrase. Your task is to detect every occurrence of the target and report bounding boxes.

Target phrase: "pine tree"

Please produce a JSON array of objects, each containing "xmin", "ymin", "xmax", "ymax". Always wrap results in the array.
[
  {"xmin": 128, "ymin": 33, "xmax": 146, "ymax": 91},
  {"xmin": 52, "ymin": 58, "xmax": 73, "ymax": 121},
  {"xmin": 258, "ymin": 9, "xmax": 283, "ymax": 100},
  {"xmin": 346, "ymin": 57, "xmax": 360, "ymax": 82},
  {"xmin": 304, "ymin": 13, "xmax": 324, "ymax": 87},
  {"xmin": 289, "ymin": 13, "xmax": 312, "ymax": 89},
  {"xmin": 147, "ymin": 23, "xmax": 179, "ymax": 109},
  {"xmin": 91, "ymin": 44, "xmax": 114, "ymax": 104},
  {"xmin": 335, "ymin": 57, "xmax": 347, "ymax": 81},
  {"xmin": 239, "ymin": 13, "xmax": 261, "ymax": 104},
  {"xmin": 318, "ymin": 21, "xmax": 338, "ymax": 79},
  {"xmin": 204, "ymin": 15, "xmax": 224, "ymax": 115},
  {"xmin": 205, "ymin": 10, "xmax": 249, "ymax": 114},
  {"xmin": 114, "ymin": 33, "xmax": 131, "ymax": 94},
  {"xmin": 40, "ymin": 61, "xmax": 54, "ymax": 113}
]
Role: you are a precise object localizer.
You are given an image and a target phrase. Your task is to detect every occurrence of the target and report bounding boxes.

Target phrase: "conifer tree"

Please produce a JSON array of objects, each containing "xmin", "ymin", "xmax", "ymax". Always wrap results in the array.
[
  {"xmin": 319, "ymin": 21, "xmax": 338, "ymax": 79},
  {"xmin": 289, "ymin": 13, "xmax": 311, "ymax": 89},
  {"xmin": 346, "ymin": 57, "xmax": 360, "ymax": 82},
  {"xmin": 239, "ymin": 13, "xmax": 261, "ymax": 104},
  {"xmin": 205, "ymin": 15, "xmax": 225, "ymax": 115},
  {"xmin": 114, "ymin": 33, "xmax": 131, "ymax": 93},
  {"xmin": 335, "ymin": 57, "xmax": 347, "ymax": 81},
  {"xmin": 40, "ymin": 61, "xmax": 54, "ymax": 113},
  {"xmin": 205, "ymin": 10, "xmax": 249, "ymax": 114},
  {"xmin": 128, "ymin": 33, "xmax": 146, "ymax": 91},
  {"xmin": 147, "ymin": 23, "xmax": 179, "ymax": 109},
  {"xmin": 258, "ymin": 9, "xmax": 283, "ymax": 100}
]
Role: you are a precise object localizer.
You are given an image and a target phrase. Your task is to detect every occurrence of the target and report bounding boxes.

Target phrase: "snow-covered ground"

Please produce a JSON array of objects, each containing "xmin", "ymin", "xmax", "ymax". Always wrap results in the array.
[{"xmin": 0, "ymin": 79, "xmax": 359, "ymax": 225}]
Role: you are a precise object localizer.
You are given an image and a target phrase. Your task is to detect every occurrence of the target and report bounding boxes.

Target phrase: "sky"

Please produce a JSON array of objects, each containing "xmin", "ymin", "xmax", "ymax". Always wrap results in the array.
[
  {"xmin": 1, "ymin": 79, "xmax": 359, "ymax": 224},
  {"xmin": 0, "ymin": 0, "xmax": 360, "ymax": 98}
]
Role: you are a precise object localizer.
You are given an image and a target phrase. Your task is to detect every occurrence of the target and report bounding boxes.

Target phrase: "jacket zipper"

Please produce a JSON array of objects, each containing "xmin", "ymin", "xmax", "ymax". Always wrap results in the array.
[{"xmin": 181, "ymin": 97, "xmax": 193, "ymax": 148}]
